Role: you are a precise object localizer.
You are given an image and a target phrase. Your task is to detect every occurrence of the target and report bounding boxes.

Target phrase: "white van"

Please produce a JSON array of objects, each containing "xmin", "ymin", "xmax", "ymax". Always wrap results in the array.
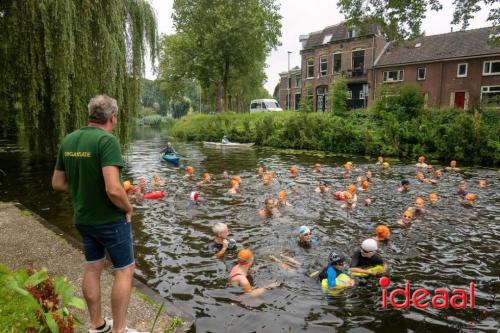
[{"xmin": 249, "ymin": 99, "xmax": 283, "ymax": 113}]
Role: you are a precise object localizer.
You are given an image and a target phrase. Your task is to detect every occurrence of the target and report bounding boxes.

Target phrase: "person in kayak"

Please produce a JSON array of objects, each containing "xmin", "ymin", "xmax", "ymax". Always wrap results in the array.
[
  {"xmin": 221, "ymin": 135, "xmax": 229, "ymax": 144},
  {"xmin": 348, "ymin": 239, "xmax": 387, "ymax": 277},
  {"xmin": 160, "ymin": 142, "xmax": 176, "ymax": 155}
]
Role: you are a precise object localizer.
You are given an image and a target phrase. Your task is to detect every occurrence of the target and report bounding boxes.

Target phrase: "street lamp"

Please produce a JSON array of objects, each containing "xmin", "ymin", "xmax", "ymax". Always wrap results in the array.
[{"xmin": 287, "ymin": 51, "xmax": 292, "ymax": 110}]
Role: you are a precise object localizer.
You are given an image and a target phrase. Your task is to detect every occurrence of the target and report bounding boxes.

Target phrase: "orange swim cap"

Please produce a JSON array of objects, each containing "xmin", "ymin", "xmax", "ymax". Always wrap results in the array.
[
  {"xmin": 362, "ymin": 180, "xmax": 369, "ymax": 189},
  {"xmin": 232, "ymin": 176, "xmax": 241, "ymax": 183},
  {"xmin": 268, "ymin": 171, "xmax": 275, "ymax": 178},
  {"xmin": 375, "ymin": 225, "xmax": 391, "ymax": 240},
  {"xmin": 343, "ymin": 191, "xmax": 353, "ymax": 200},
  {"xmin": 186, "ymin": 166, "xmax": 194, "ymax": 174},
  {"xmin": 230, "ymin": 179, "xmax": 238, "ymax": 188},
  {"xmin": 237, "ymin": 249, "xmax": 254, "ymax": 265},
  {"xmin": 347, "ymin": 184, "xmax": 356, "ymax": 193},
  {"xmin": 278, "ymin": 191, "xmax": 286, "ymax": 199},
  {"xmin": 466, "ymin": 193, "xmax": 477, "ymax": 201},
  {"xmin": 290, "ymin": 165, "xmax": 297, "ymax": 172},
  {"xmin": 203, "ymin": 172, "xmax": 210, "ymax": 180},
  {"xmin": 418, "ymin": 156, "xmax": 425, "ymax": 162},
  {"xmin": 123, "ymin": 180, "xmax": 131, "ymax": 192}
]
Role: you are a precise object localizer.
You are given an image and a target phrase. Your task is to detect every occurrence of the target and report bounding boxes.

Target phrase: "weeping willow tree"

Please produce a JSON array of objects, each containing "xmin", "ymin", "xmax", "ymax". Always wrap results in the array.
[{"xmin": 0, "ymin": 0, "xmax": 157, "ymax": 154}]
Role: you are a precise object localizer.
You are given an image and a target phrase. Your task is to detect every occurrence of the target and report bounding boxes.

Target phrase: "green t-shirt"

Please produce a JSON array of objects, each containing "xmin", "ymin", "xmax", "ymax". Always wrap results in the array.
[{"xmin": 55, "ymin": 127, "xmax": 125, "ymax": 225}]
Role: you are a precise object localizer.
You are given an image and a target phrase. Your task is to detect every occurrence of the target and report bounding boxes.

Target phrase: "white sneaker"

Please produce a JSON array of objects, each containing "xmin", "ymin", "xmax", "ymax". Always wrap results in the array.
[{"xmin": 89, "ymin": 317, "xmax": 113, "ymax": 333}]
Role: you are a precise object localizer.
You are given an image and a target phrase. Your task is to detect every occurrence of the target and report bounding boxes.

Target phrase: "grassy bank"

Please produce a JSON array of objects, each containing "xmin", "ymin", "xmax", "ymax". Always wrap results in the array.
[{"xmin": 169, "ymin": 109, "xmax": 500, "ymax": 165}]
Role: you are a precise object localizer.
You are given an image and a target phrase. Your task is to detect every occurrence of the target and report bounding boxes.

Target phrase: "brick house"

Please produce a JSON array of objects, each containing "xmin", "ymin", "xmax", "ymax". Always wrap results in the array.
[
  {"xmin": 373, "ymin": 27, "xmax": 500, "ymax": 109},
  {"xmin": 279, "ymin": 22, "xmax": 387, "ymax": 111},
  {"xmin": 278, "ymin": 24, "xmax": 500, "ymax": 111}
]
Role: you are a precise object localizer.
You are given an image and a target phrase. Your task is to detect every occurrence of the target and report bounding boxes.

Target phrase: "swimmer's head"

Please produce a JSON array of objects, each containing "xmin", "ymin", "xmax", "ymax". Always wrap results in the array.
[
  {"xmin": 401, "ymin": 179, "xmax": 410, "ymax": 186},
  {"xmin": 258, "ymin": 167, "xmax": 264, "ymax": 176},
  {"xmin": 361, "ymin": 238, "xmax": 378, "ymax": 254},
  {"xmin": 278, "ymin": 191, "xmax": 286, "ymax": 199},
  {"xmin": 343, "ymin": 191, "xmax": 353, "ymax": 200},
  {"xmin": 268, "ymin": 171, "xmax": 276, "ymax": 178},
  {"xmin": 429, "ymin": 192, "xmax": 438, "ymax": 203},
  {"xmin": 418, "ymin": 156, "xmax": 425, "ymax": 163},
  {"xmin": 123, "ymin": 180, "xmax": 131, "ymax": 192},
  {"xmin": 375, "ymin": 225, "xmax": 391, "ymax": 241},
  {"xmin": 152, "ymin": 173, "xmax": 160, "ymax": 180},
  {"xmin": 416, "ymin": 172, "xmax": 424, "ymax": 180},
  {"xmin": 290, "ymin": 166, "xmax": 297, "ymax": 173},
  {"xmin": 362, "ymin": 180, "xmax": 369, "ymax": 190},
  {"xmin": 229, "ymin": 179, "xmax": 239, "ymax": 189},
  {"xmin": 347, "ymin": 184, "xmax": 356, "ymax": 193},
  {"xmin": 403, "ymin": 209, "xmax": 414, "ymax": 220},
  {"xmin": 232, "ymin": 176, "xmax": 241, "ymax": 184},
  {"xmin": 237, "ymin": 249, "xmax": 254, "ymax": 265},
  {"xmin": 366, "ymin": 170, "xmax": 373, "ymax": 178},
  {"xmin": 190, "ymin": 191, "xmax": 199, "ymax": 203},
  {"xmin": 299, "ymin": 226, "xmax": 311, "ymax": 238},
  {"xmin": 450, "ymin": 160, "xmax": 457, "ymax": 167},
  {"xmin": 434, "ymin": 170, "xmax": 442, "ymax": 178},
  {"xmin": 223, "ymin": 170, "xmax": 229, "ymax": 178},
  {"xmin": 264, "ymin": 197, "xmax": 275, "ymax": 209},
  {"xmin": 378, "ymin": 156, "xmax": 384, "ymax": 162},
  {"xmin": 328, "ymin": 251, "xmax": 346, "ymax": 265},
  {"xmin": 344, "ymin": 163, "xmax": 352, "ymax": 171},
  {"xmin": 415, "ymin": 196, "xmax": 425, "ymax": 208},
  {"xmin": 479, "ymin": 180, "xmax": 486, "ymax": 188},
  {"xmin": 383, "ymin": 162, "xmax": 390, "ymax": 169},
  {"xmin": 186, "ymin": 166, "xmax": 194, "ymax": 174},
  {"xmin": 314, "ymin": 163, "xmax": 321, "ymax": 171},
  {"xmin": 203, "ymin": 172, "xmax": 210, "ymax": 181},
  {"xmin": 263, "ymin": 174, "xmax": 271, "ymax": 185},
  {"xmin": 465, "ymin": 193, "xmax": 477, "ymax": 201},
  {"xmin": 427, "ymin": 164, "xmax": 433, "ymax": 170},
  {"xmin": 458, "ymin": 180, "xmax": 466, "ymax": 190},
  {"xmin": 212, "ymin": 222, "xmax": 228, "ymax": 238}
]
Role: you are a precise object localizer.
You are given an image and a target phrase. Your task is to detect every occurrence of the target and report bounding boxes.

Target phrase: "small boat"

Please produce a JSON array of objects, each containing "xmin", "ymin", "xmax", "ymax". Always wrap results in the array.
[
  {"xmin": 203, "ymin": 141, "xmax": 255, "ymax": 149},
  {"xmin": 162, "ymin": 153, "xmax": 180, "ymax": 166}
]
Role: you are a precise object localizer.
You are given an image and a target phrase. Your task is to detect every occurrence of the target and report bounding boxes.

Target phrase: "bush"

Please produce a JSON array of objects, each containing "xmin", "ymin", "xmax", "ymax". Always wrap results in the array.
[
  {"xmin": 168, "ymin": 108, "xmax": 500, "ymax": 165},
  {"xmin": 0, "ymin": 264, "xmax": 84, "ymax": 332},
  {"xmin": 328, "ymin": 75, "xmax": 348, "ymax": 115}
]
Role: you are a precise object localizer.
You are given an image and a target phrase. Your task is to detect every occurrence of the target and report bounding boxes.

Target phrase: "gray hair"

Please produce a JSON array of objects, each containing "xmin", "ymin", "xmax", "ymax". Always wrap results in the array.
[
  {"xmin": 88, "ymin": 95, "xmax": 118, "ymax": 124},
  {"xmin": 212, "ymin": 222, "xmax": 228, "ymax": 235}
]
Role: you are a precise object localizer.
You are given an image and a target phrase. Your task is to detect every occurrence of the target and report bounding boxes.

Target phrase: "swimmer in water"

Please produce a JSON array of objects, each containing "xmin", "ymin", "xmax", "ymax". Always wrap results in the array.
[
  {"xmin": 360, "ymin": 180, "xmax": 369, "ymax": 192},
  {"xmin": 347, "ymin": 184, "xmax": 358, "ymax": 201},
  {"xmin": 461, "ymin": 193, "xmax": 477, "ymax": 207},
  {"xmin": 426, "ymin": 164, "xmax": 434, "ymax": 175},
  {"xmin": 382, "ymin": 162, "xmax": 390, "ymax": 171},
  {"xmin": 429, "ymin": 192, "xmax": 438, "ymax": 205},
  {"xmin": 343, "ymin": 162, "xmax": 352, "ymax": 175},
  {"xmin": 413, "ymin": 196, "xmax": 426, "ymax": 215},
  {"xmin": 374, "ymin": 225, "xmax": 391, "ymax": 243},
  {"xmin": 257, "ymin": 167, "xmax": 264, "ymax": 178},
  {"xmin": 129, "ymin": 185, "xmax": 144, "ymax": 204},
  {"xmin": 258, "ymin": 197, "xmax": 280, "ymax": 218},
  {"xmin": 416, "ymin": 172, "xmax": 438, "ymax": 185},
  {"xmin": 416, "ymin": 156, "xmax": 428, "ymax": 169},
  {"xmin": 314, "ymin": 163, "xmax": 321, "ymax": 173},
  {"xmin": 434, "ymin": 169, "xmax": 443, "ymax": 179},
  {"xmin": 366, "ymin": 169, "xmax": 373, "ymax": 181},
  {"xmin": 445, "ymin": 160, "xmax": 460, "ymax": 172},
  {"xmin": 290, "ymin": 166, "xmax": 298, "ymax": 178},
  {"xmin": 315, "ymin": 181, "xmax": 329, "ymax": 193},
  {"xmin": 228, "ymin": 249, "xmax": 280, "ymax": 296},
  {"xmin": 318, "ymin": 251, "xmax": 354, "ymax": 289},
  {"xmin": 349, "ymin": 239, "xmax": 387, "ymax": 276},
  {"xmin": 479, "ymin": 180, "xmax": 486, "ymax": 188},
  {"xmin": 151, "ymin": 173, "xmax": 165, "ymax": 187},
  {"xmin": 297, "ymin": 226, "xmax": 317, "ymax": 249},
  {"xmin": 398, "ymin": 179, "xmax": 410, "ymax": 192},
  {"xmin": 228, "ymin": 179, "xmax": 240, "ymax": 194},
  {"xmin": 458, "ymin": 180, "xmax": 467, "ymax": 199},
  {"xmin": 197, "ymin": 172, "xmax": 211, "ymax": 186},
  {"xmin": 211, "ymin": 222, "xmax": 237, "ymax": 258},
  {"xmin": 184, "ymin": 166, "xmax": 194, "ymax": 180},
  {"xmin": 341, "ymin": 191, "xmax": 356, "ymax": 209},
  {"xmin": 222, "ymin": 170, "xmax": 229, "ymax": 179},
  {"xmin": 397, "ymin": 209, "xmax": 414, "ymax": 226},
  {"xmin": 277, "ymin": 191, "xmax": 292, "ymax": 207},
  {"xmin": 376, "ymin": 156, "xmax": 384, "ymax": 168}
]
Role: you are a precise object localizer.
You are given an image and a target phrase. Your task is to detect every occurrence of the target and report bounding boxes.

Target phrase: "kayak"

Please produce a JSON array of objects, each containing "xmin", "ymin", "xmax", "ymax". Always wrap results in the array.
[
  {"xmin": 203, "ymin": 141, "xmax": 254, "ymax": 149},
  {"xmin": 162, "ymin": 153, "xmax": 180, "ymax": 166}
]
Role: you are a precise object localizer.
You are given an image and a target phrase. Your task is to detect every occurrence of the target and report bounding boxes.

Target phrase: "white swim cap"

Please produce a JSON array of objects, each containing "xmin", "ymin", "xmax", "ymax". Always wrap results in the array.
[
  {"xmin": 299, "ymin": 226, "xmax": 310, "ymax": 236},
  {"xmin": 190, "ymin": 191, "xmax": 199, "ymax": 202},
  {"xmin": 361, "ymin": 238, "xmax": 378, "ymax": 252}
]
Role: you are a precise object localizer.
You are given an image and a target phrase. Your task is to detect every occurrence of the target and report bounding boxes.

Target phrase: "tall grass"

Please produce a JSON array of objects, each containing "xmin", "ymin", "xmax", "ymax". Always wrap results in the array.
[{"xmin": 169, "ymin": 109, "xmax": 500, "ymax": 165}]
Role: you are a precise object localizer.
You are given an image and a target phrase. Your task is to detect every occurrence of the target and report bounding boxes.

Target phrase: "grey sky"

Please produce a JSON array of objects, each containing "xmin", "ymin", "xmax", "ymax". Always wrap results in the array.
[{"xmin": 147, "ymin": 0, "xmax": 493, "ymax": 95}]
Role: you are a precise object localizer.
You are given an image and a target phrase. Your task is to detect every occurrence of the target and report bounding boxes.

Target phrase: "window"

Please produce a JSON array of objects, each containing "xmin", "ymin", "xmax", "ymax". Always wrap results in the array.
[
  {"xmin": 319, "ymin": 57, "xmax": 328, "ymax": 77},
  {"xmin": 417, "ymin": 67, "xmax": 426, "ymax": 80},
  {"xmin": 383, "ymin": 70, "xmax": 404, "ymax": 82},
  {"xmin": 347, "ymin": 90, "xmax": 352, "ymax": 99},
  {"xmin": 306, "ymin": 59, "xmax": 314, "ymax": 78},
  {"xmin": 457, "ymin": 63, "xmax": 468, "ymax": 77},
  {"xmin": 288, "ymin": 77, "xmax": 292, "ymax": 88},
  {"xmin": 323, "ymin": 34, "xmax": 332, "ymax": 45},
  {"xmin": 333, "ymin": 53, "xmax": 341, "ymax": 73},
  {"xmin": 481, "ymin": 86, "xmax": 500, "ymax": 108},
  {"xmin": 295, "ymin": 76, "xmax": 301, "ymax": 87},
  {"xmin": 348, "ymin": 28, "xmax": 358, "ymax": 38},
  {"xmin": 483, "ymin": 60, "xmax": 500, "ymax": 75},
  {"xmin": 352, "ymin": 50, "xmax": 365, "ymax": 76},
  {"xmin": 250, "ymin": 102, "xmax": 260, "ymax": 109},
  {"xmin": 359, "ymin": 91, "xmax": 365, "ymax": 99}
]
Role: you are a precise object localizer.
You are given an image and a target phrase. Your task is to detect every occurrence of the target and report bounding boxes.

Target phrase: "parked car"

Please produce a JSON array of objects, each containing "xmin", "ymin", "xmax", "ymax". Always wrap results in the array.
[{"xmin": 249, "ymin": 99, "xmax": 283, "ymax": 113}]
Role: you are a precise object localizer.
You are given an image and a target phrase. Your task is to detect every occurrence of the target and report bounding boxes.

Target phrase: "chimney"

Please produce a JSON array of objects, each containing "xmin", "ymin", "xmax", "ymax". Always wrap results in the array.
[{"xmin": 299, "ymin": 34, "xmax": 309, "ymax": 49}]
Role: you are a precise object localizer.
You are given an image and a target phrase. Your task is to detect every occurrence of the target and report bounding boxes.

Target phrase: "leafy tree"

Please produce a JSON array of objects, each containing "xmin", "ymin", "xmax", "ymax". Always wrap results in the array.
[
  {"xmin": 300, "ymin": 83, "xmax": 314, "ymax": 113},
  {"xmin": 0, "ymin": 0, "xmax": 157, "ymax": 153},
  {"xmin": 329, "ymin": 76, "xmax": 348, "ymax": 115},
  {"xmin": 170, "ymin": 0, "xmax": 282, "ymax": 112},
  {"xmin": 337, "ymin": 0, "xmax": 499, "ymax": 43}
]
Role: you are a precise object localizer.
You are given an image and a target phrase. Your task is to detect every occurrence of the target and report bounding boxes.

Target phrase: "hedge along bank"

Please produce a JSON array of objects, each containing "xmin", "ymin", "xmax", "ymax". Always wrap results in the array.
[{"xmin": 168, "ymin": 108, "xmax": 500, "ymax": 165}]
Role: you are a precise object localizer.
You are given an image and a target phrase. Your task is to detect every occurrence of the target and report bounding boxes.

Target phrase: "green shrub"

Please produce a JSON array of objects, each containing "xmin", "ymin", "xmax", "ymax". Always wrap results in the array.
[{"xmin": 328, "ymin": 75, "xmax": 348, "ymax": 115}]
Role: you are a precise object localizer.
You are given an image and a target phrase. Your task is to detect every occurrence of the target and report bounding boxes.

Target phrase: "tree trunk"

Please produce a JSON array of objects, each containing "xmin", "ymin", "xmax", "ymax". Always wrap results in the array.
[
  {"xmin": 215, "ymin": 80, "xmax": 223, "ymax": 113},
  {"xmin": 223, "ymin": 58, "xmax": 229, "ymax": 112}
]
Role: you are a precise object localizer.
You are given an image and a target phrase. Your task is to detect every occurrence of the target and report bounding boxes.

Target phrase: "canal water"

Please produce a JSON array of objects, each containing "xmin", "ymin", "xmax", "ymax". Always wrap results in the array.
[{"xmin": 0, "ymin": 128, "xmax": 499, "ymax": 332}]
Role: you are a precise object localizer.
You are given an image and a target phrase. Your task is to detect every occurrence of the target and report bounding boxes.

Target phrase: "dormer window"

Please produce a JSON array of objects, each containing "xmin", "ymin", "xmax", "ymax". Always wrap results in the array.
[
  {"xmin": 323, "ymin": 34, "xmax": 332, "ymax": 45},
  {"xmin": 349, "ymin": 28, "xmax": 358, "ymax": 38}
]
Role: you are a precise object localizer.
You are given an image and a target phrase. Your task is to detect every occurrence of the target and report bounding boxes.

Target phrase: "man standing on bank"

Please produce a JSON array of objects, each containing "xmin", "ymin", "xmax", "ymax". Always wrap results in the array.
[{"xmin": 52, "ymin": 95, "xmax": 135, "ymax": 333}]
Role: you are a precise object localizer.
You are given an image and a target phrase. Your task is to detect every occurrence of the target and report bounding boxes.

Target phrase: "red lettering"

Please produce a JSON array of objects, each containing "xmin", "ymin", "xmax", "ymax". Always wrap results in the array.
[
  {"xmin": 450, "ymin": 289, "xmax": 467, "ymax": 309},
  {"xmin": 412, "ymin": 288, "xmax": 430, "ymax": 309},
  {"xmin": 389, "ymin": 281, "xmax": 410, "ymax": 309},
  {"xmin": 431, "ymin": 289, "xmax": 449, "ymax": 309},
  {"xmin": 382, "ymin": 289, "xmax": 387, "ymax": 309}
]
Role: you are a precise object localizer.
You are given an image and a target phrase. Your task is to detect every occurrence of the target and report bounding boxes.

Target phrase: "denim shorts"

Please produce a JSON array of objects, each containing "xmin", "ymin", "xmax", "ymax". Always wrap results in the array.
[{"xmin": 76, "ymin": 219, "xmax": 135, "ymax": 270}]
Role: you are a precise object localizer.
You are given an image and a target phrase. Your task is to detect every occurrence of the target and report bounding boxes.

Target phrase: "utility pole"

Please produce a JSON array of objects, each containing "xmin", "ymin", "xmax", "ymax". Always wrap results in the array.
[{"xmin": 287, "ymin": 51, "xmax": 292, "ymax": 110}]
